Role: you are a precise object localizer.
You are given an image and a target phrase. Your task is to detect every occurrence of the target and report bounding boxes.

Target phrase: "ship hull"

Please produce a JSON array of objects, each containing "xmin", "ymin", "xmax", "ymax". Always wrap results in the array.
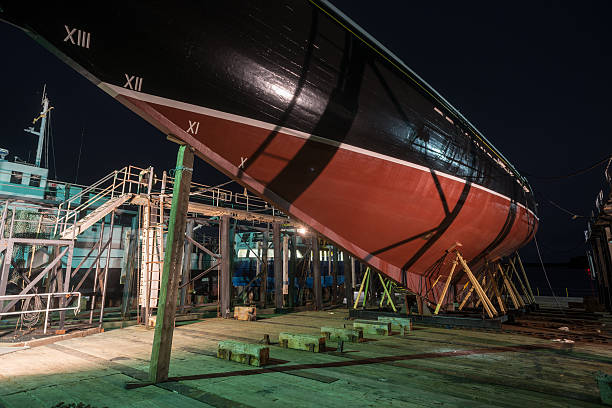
[
  {"xmin": 111, "ymin": 86, "xmax": 536, "ymax": 300},
  {"xmin": 1, "ymin": 0, "xmax": 538, "ymax": 301}
]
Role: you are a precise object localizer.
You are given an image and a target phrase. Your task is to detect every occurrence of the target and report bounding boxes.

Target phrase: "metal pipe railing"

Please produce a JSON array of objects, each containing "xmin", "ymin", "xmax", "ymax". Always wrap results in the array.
[{"xmin": 0, "ymin": 292, "xmax": 81, "ymax": 334}]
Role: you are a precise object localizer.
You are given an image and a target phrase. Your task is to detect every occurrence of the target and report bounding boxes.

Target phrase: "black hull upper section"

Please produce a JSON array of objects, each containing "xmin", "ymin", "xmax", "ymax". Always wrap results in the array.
[{"xmin": 1, "ymin": 0, "xmax": 536, "ymax": 213}]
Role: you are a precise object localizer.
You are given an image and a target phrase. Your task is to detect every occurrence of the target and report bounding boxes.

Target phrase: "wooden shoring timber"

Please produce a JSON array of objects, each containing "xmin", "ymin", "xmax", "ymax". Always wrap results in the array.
[
  {"xmin": 509, "ymin": 257, "xmax": 533, "ymax": 305},
  {"xmin": 458, "ymin": 268, "xmax": 488, "ymax": 311},
  {"xmin": 434, "ymin": 259, "xmax": 458, "ymax": 315},
  {"xmin": 377, "ymin": 272, "xmax": 397, "ymax": 312},
  {"xmin": 149, "ymin": 145, "xmax": 194, "ymax": 384},
  {"xmin": 504, "ymin": 263, "xmax": 526, "ymax": 308},
  {"xmin": 458, "ymin": 279, "xmax": 477, "ymax": 311},
  {"xmin": 515, "ymin": 252, "xmax": 536, "ymax": 302},
  {"xmin": 456, "ymin": 252, "xmax": 497, "ymax": 318},
  {"xmin": 497, "ymin": 264, "xmax": 521, "ymax": 309},
  {"xmin": 474, "ymin": 273, "xmax": 492, "ymax": 308},
  {"xmin": 488, "ymin": 265, "xmax": 506, "ymax": 315}
]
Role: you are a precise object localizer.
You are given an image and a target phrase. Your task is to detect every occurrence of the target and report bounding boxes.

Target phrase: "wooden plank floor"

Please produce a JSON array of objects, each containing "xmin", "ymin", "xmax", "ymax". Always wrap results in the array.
[{"xmin": 0, "ymin": 310, "xmax": 610, "ymax": 407}]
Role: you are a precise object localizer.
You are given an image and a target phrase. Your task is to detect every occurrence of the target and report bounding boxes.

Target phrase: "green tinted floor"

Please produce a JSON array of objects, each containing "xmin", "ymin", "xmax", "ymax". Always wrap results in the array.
[{"xmin": 0, "ymin": 310, "xmax": 610, "ymax": 407}]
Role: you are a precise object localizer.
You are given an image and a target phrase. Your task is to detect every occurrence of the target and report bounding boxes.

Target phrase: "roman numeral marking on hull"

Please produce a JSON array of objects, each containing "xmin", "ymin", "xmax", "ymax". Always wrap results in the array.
[
  {"xmin": 187, "ymin": 120, "xmax": 200, "ymax": 135},
  {"xmin": 123, "ymin": 74, "xmax": 143, "ymax": 91},
  {"xmin": 239, "ymin": 157, "xmax": 248, "ymax": 169},
  {"xmin": 64, "ymin": 25, "xmax": 90, "ymax": 48}
]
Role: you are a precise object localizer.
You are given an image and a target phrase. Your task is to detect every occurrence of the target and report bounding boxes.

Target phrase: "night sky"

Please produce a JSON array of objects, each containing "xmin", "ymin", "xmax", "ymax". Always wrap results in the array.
[{"xmin": 1, "ymin": 1, "xmax": 610, "ymax": 279}]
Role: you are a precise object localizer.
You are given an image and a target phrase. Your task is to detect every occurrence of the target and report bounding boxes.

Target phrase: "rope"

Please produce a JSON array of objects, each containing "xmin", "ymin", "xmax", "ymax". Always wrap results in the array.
[
  {"xmin": 521, "ymin": 154, "xmax": 611, "ymax": 181},
  {"xmin": 546, "ymin": 199, "xmax": 585, "ymax": 219},
  {"xmin": 533, "ymin": 234, "xmax": 564, "ymax": 313}
]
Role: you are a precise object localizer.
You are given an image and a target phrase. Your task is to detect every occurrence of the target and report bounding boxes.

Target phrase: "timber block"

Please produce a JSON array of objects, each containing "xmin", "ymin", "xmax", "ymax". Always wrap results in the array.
[
  {"xmin": 320, "ymin": 327, "xmax": 363, "ymax": 342},
  {"xmin": 353, "ymin": 320, "xmax": 391, "ymax": 336},
  {"xmin": 597, "ymin": 371, "xmax": 612, "ymax": 405},
  {"xmin": 234, "ymin": 306, "xmax": 257, "ymax": 321},
  {"xmin": 278, "ymin": 332, "xmax": 326, "ymax": 352},
  {"xmin": 217, "ymin": 341, "xmax": 269, "ymax": 367},
  {"xmin": 377, "ymin": 316, "xmax": 412, "ymax": 331}
]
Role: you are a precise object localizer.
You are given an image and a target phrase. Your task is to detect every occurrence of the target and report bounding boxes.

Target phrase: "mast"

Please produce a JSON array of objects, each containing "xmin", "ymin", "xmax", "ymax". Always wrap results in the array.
[{"xmin": 24, "ymin": 85, "xmax": 52, "ymax": 168}]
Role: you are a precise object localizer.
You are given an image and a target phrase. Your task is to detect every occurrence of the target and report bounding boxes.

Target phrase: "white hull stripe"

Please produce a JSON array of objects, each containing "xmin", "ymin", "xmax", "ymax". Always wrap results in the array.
[{"xmin": 101, "ymin": 82, "xmax": 538, "ymax": 220}]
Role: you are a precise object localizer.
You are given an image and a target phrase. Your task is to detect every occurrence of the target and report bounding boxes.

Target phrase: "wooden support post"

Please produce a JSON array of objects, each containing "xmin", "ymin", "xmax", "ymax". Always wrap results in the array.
[
  {"xmin": 505, "ymin": 264, "xmax": 526, "ymax": 307},
  {"xmin": 220, "ymin": 215, "xmax": 231, "ymax": 318},
  {"xmin": 458, "ymin": 282, "xmax": 475, "ymax": 311},
  {"xmin": 353, "ymin": 266, "xmax": 367, "ymax": 309},
  {"xmin": 343, "ymin": 251, "xmax": 352, "ymax": 308},
  {"xmin": 260, "ymin": 231, "xmax": 268, "ymax": 307},
  {"xmin": 273, "ymin": 222, "xmax": 282, "ymax": 309},
  {"xmin": 486, "ymin": 265, "xmax": 506, "ymax": 314},
  {"xmin": 435, "ymin": 259, "xmax": 457, "ymax": 314},
  {"xmin": 288, "ymin": 235, "xmax": 296, "ymax": 308},
  {"xmin": 312, "ymin": 236, "xmax": 322, "ymax": 310},
  {"xmin": 90, "ymin": 221, "xmax": 104, "ymax": 324},
  {"xmin": 282, "ymin": 234, "xmax": 289, "ymax": 298},
  {"xmin": 332, "ymin": 247, "xmax": 339, "ymax": 304},
  {"xmin": 350, "ymin": 256, "xmax": 356, "ymax": 289},
  {"xmin": 498, "ymin": 264, "xmax": 520, "ymax": 309},
  {"xmin": 55, "ymin": 246, "xmax": 64, "ymax": 329},
  {"xmin": 377, "ymin": 272, "xmax": 397, "ymax": 312},
  {"xmin": 456, "ymin": 252, "xmax": 497, "ymax": 318},
  {"xmin": 99, "ymin": 211, "xmax": 115, "ymax": 327},
  {"xmin": 509, "ymin": 257, "xmax": 532, "ymax": 305},
  {"xmin": 180, "ymin": 219, "xmax": 195, "ymax": 312},
  {"xmin": 148, "ymin": 145, "xmax": 193, "ymax": 384},
  {"xmin": 515, "ymin": 253, "xmax": 536, "ymax": 303}
]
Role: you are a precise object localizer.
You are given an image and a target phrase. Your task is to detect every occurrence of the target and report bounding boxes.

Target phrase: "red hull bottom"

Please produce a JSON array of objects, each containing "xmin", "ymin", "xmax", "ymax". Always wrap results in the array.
[{"xmin": 105, "ymin": 85, "xmax": 537, "ymax": 302}]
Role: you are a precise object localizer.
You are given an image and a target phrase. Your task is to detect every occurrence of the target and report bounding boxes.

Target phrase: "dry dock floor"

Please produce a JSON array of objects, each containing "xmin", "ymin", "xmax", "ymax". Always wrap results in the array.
[{"xmin": 1, "ymin": 310, "xmax": 610, "ymax": 407}]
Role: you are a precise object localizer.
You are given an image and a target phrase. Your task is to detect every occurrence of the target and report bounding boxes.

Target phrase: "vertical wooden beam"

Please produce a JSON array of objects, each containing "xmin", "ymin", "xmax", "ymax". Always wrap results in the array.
[
  {"xmin": 260, "ymin": 231, "xmax": 268, "ymax": 306},
  {"xmin": 0, "ymin": 241, "xmax": 14, "ymax": 306},
  {"xmin": 273, "ymin": 222, "xmax": 282, "ymax": 309},
  {"xmin": 220, "ymin": 215, "xmax": 231, "ymax": 318},
  {"xmin": 343, "ymin": 251, "xmax": 352, "ymax": 308},
  {"xmin": 288, "ymin": 235, "xmax": 296, "ymax": 307},
  {"xmin": 149, "ymin": 145, "xmax": 193, "ymax": 384},
  {"xmin": 90, "ymin": 221, "xmax": 105, "ymax": 324},
  {"xmin": 121, "ymin": 217, "xmax": 138, "ymax": 320},
  {"xmin": 332, "ymin": 247, "xmax": 339, "ymax": 304},
  {"xmin": 99, "ymin": 211, "xmax": 115, "ymax": 326},
  {"xmin": 180, "ymin": 219, "xmax": 195, "ymax": 312},
  {"xmin": 312, "ymin": 235, "xmax": 322, "ymax": 310},
  {"xmin": 350, "ymin": 256, "xmax": 356, "ymax": 289}
]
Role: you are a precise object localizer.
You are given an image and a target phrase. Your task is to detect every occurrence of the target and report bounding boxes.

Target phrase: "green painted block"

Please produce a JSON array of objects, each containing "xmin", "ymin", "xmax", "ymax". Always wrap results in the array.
[
  {"xmin": 278, "ymin": 332, "xmax": 326, "ymax": 352},
  {"xmin": 353, "ymin": 320, "xmax": 391, "ymax": 336},
  {"xmin": 321, "ymin": 327, "xmax": 363, "ymax": 342},
  {"xmin": 377, "ymin": 316, "xmax": 412, "ymax": 331},
  {"xmin": 217, "ymin": 341, "xmax": 269, "ymax": 366},
  {"xmin": 597, "ymin": 371, "xmax": 612, "ymax": 405}
]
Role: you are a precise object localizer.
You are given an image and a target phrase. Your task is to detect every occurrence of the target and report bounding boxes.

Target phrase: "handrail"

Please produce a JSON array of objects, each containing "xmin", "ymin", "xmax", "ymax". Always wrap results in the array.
[
  {"xmin": 0, "ymin": 291, "xmax": 81, "ymax": 334},
  {"xmin": 14, "ymin": 164, "xmax": 289, "ymax": 240}
]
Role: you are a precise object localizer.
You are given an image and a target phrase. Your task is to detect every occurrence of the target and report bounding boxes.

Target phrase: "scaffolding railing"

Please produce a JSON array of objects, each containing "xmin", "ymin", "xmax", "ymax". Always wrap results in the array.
[{"xmin": 0, "ymin": 291, "xmax": 81, "ymax": 334}]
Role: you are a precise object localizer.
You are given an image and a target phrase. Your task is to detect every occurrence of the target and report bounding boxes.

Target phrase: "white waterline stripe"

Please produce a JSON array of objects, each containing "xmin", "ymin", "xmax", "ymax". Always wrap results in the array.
[{"xmin": 101, "ymin": 83, "xmax": 538, "ymax": 219}]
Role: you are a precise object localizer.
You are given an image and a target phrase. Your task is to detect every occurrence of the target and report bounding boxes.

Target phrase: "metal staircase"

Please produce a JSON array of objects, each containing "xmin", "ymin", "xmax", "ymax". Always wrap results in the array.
[
  {"xmin": 59, "ymin": 193, "xmax": 132, "ymax": 239},
  {"xmin": 54, "ymin": 166, "xmax": 137, "ymax": 240}
]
